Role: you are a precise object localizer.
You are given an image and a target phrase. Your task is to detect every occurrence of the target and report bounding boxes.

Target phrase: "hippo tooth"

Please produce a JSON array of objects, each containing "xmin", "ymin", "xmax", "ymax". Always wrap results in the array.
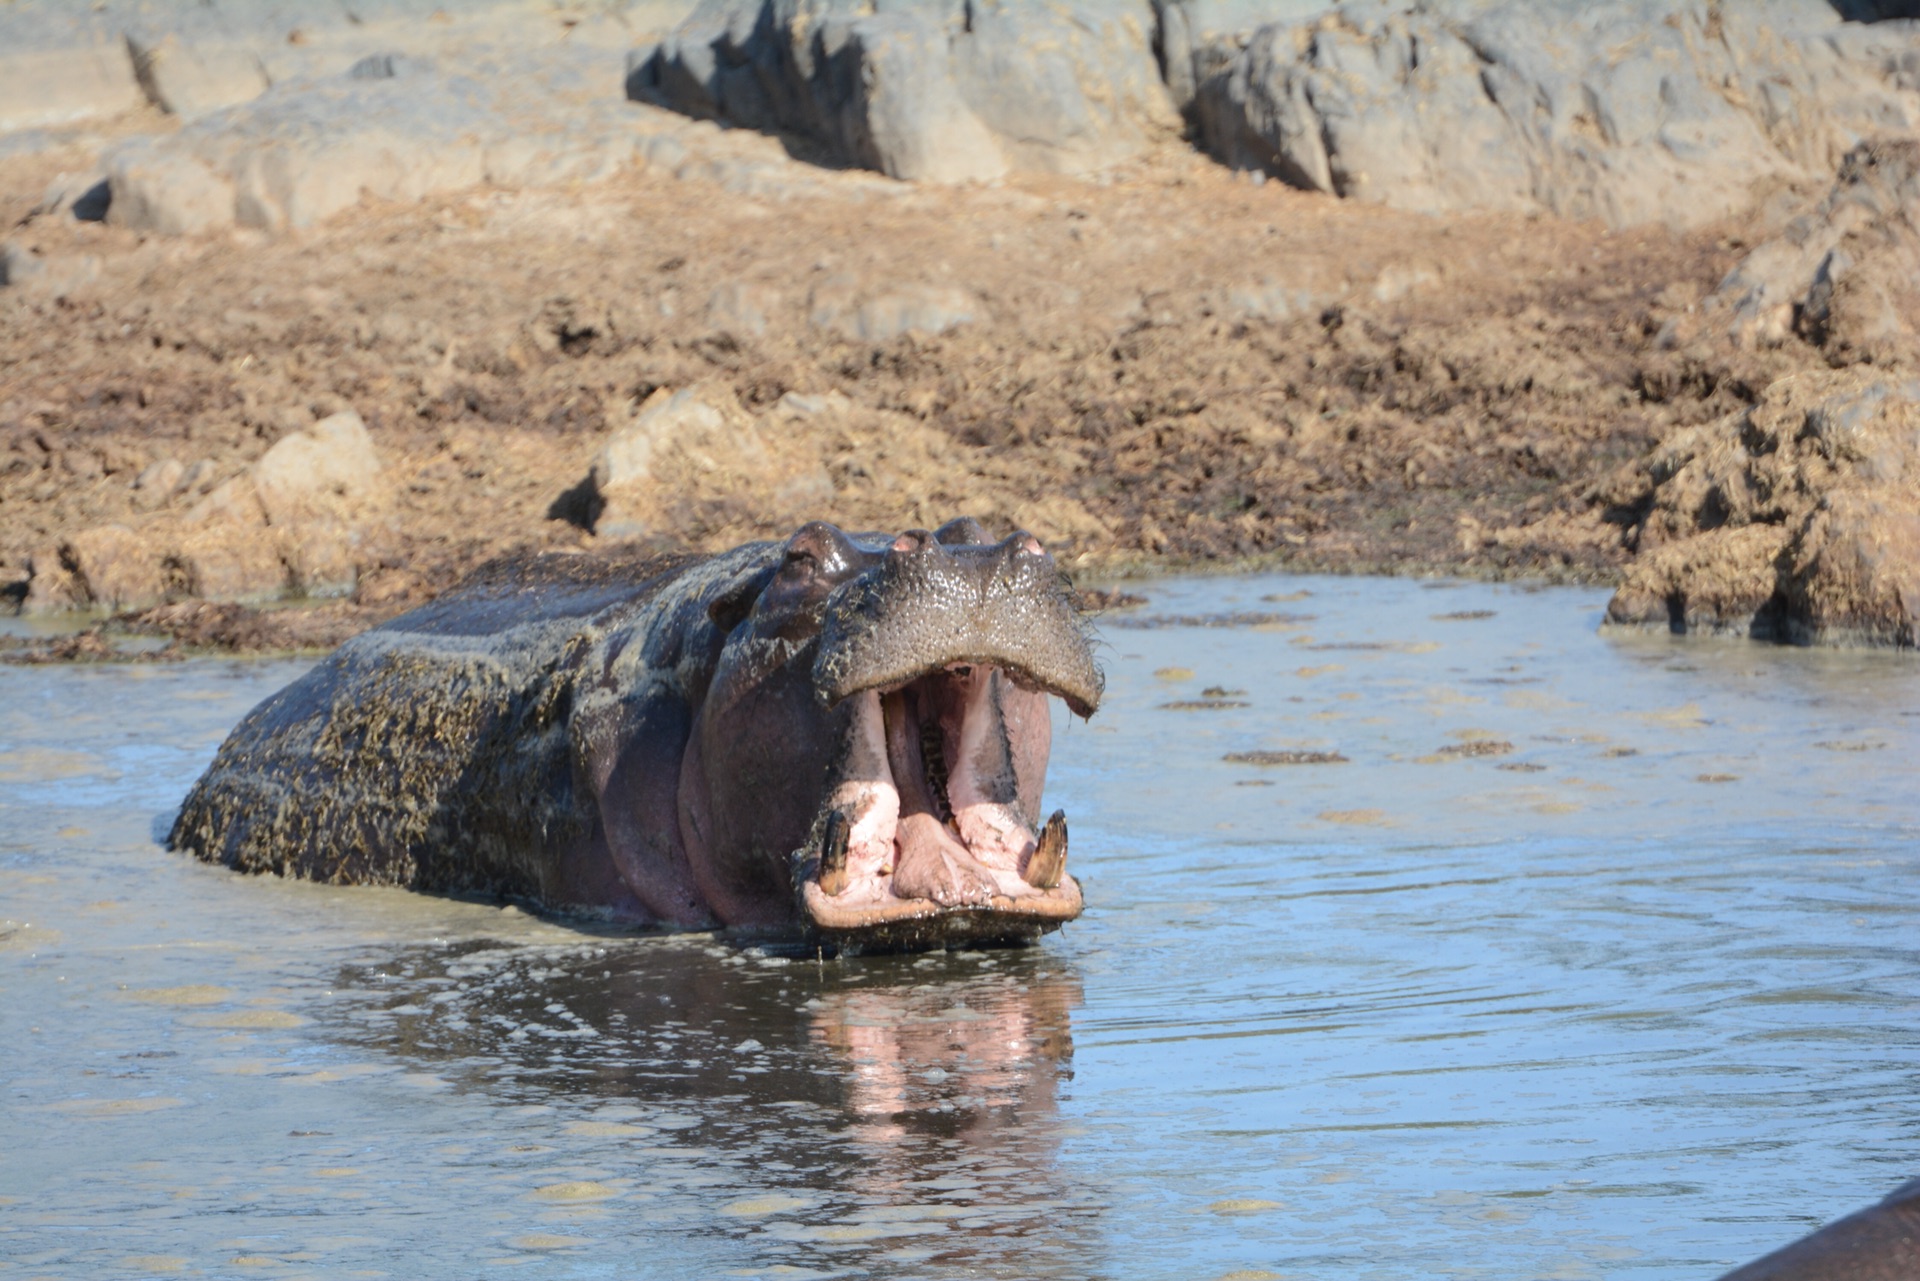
[
  {"xmin": 818, "ymin": 809, "xmax": 851, "ymax": 897},
  {"xmin": 1024, "ymin": 810, "xmax": 1067, "ymax": 890}
]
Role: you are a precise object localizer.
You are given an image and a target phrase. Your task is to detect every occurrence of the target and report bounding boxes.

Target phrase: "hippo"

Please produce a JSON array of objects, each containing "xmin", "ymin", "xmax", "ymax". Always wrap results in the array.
[
  {"xmin": 1715, "ymin": 1178, "xmax": 1920, "ymax": 1280},
  {"xmin": 169, "ymin": 518, "xmax": 1102, "ymax": 951}
]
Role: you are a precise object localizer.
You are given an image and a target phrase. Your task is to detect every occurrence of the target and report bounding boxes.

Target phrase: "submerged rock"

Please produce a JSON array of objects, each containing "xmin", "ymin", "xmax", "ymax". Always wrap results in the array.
[{"xmin": 1601, "ymin": 369, "xmax": 1920, "ymax": 647}]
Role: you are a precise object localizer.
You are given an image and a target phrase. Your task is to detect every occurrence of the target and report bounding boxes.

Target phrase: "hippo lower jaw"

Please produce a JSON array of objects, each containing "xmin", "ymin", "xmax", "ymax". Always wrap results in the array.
[{"xmin": 794, "ymin": 661, "xmax": 1083, "ymax": 947}]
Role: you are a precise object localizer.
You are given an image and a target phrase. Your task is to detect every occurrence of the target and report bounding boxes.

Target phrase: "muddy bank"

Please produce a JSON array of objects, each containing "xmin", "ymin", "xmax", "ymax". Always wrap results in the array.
[{"xmin": 5, "ymin": 115, "xmax": 1911, "ymax": 656}]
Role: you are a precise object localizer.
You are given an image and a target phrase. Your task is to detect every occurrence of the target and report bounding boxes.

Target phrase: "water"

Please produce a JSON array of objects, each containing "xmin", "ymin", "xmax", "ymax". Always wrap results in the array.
[{"xmin": 3, "ymin": 573, "xmax": 1918, "ymax": 1280}]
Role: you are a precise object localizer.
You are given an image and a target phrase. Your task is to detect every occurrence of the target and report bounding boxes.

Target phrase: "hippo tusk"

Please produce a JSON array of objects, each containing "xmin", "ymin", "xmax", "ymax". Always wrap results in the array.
[
  {"xmin": 1024, "ymin": 810, "xmax": 1067, "ymax": 889},
  {"xmin": 817, "ymin": 809, "xmax": 851, "ymax": 897}
]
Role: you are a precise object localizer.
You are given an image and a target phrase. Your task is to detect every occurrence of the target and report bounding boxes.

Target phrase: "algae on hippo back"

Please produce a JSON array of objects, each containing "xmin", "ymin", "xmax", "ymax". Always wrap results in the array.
[{"xmin": 169, "ymin": 519, "xmax": 1101, "ymax": 952}]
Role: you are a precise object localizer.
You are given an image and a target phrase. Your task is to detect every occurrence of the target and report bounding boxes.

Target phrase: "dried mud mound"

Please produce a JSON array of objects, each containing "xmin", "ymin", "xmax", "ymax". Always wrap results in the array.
[
  {"xmin": 1599, "ymin": 368, "xmax": 1920, "ymax": 648},
  {"xmin": 1697, "ymin": 138, "xmax": 1920, "ymax": 363}
]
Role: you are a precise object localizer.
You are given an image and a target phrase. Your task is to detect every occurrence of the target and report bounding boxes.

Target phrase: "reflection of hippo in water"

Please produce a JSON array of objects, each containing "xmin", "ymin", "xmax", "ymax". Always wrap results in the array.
[
  {"xmin": 170, "ymin": 519, "xmax": 1102, "ymax": 951},
  {"xmin": 1715, "ymin": 1179, "xmax": 1920, "ymax": 1280}
]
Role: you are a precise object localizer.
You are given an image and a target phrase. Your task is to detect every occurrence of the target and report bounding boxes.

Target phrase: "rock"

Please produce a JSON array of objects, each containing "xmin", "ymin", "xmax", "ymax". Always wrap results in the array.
[
  {"xmin": 705, "ymin": 282, "xmax": 780, "ymax": 337},
  {"xmin": 0, "ymin": 241, "xmax": 103, "ymax": 298},
  {"xmin": 1209, "ymin": 277, "xmax": 1330, "ymax": 323},
  {"xmin": 1602, "ymin": 369, "xmax": 1920, "ymax": 646},
  {"xmin": 21, "ymin": 547, "xmax": 79, "ymax": 615},
  {"xmin": 251, "ymin": 410, "xmax": 387, "ymax": 596},
  {"xmin": 807, "ymin": 277, "xmax": 981, "ymax": 342},
  {"xmin": 631, "ymin": 0, "xmax": 1178, "ymax": 183},
  {"xmin": 1191, "ymin": 0, "xmax": 1920, "ymax": 229},
  {"xmin": 60, "ymin": 524, "xmax": 170, "ymax": 612},
  {"xmin": 1, "ymin": 1, "xmax": 700, "ymax": 133},
  {"xmin": 168, "ymin": 521, "xmax": 290, "ymax": 602},
  {"xmin": 104, "ymin": 148, "xmax": 237, "ymax": 237},
  {"xmin": 186, "ymin": 473, "xmax": 268, "ymax": 529},
  {"xmin": 100, "ymin": 42, "xmax": 698, "ymax": 236},
  {"xmin": 588, "ymin": 383, "xmax": 832, "ymax": 538},
  {"xmin": 251, "ymin": 411, "xmax": 385, "ymax": 528},
  {"xmin": 132, "ymin": 457, "xmax": 187, "ymax": 510},
  {"xmin": 126, "ymin": 24, "xmax": 273, "ymax": 119},
  {"xmin": 32, "ymin": 171, "xmax": 112, "ymax": 222},
  {"xmin": 1701, "ymin": 138, "xmax": 1920, "ymax": 358},
  {"xmin": 1151, "ymin": 0, "xmax": 1332, "ymax": 111},
  {"xmin": 0, "ymin": 6, "xmax": 144, "ymax": 133}
]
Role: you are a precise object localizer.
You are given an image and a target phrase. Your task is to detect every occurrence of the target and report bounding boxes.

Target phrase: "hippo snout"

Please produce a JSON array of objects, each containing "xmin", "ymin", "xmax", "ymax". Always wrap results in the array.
[{"xmin": 812, "ymin": 529, "xmax": 1104, "ymax": 718}]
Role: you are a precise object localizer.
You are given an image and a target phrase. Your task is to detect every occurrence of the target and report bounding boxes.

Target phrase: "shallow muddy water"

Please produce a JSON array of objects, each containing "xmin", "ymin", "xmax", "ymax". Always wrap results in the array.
[{"xmin": 4, "ymin": 573, "xmax": 1918, "ymax": 1280}]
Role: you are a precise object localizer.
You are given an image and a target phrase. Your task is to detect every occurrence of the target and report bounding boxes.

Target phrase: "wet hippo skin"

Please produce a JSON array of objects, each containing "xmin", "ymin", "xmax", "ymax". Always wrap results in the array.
[
  {"xmin": 1717, "ymin": 1179, "xmax": 1920, "ymax": 1280},
  {"xmin": 170, "ymin": 519, "xmax": 1103, "ymax": 952}
]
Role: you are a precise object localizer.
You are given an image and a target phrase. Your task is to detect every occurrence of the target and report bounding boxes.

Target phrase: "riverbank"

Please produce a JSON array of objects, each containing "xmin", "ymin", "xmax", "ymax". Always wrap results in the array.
[{"xmin": 7, "ymin": 130, "xmax": 1817, "ymax": 655}]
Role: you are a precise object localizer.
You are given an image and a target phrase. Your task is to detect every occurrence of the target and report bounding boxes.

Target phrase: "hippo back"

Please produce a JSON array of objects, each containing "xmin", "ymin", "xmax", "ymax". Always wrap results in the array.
[{"xmin": 169, "ymin": 551, "xmax": 697, "ymax": 901}]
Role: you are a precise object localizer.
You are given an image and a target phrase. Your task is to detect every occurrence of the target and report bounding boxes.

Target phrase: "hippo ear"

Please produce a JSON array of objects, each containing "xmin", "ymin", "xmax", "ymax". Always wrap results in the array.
[{"xmin": 707, "ymin": 564, "xmax": 776, "ymax": 633}]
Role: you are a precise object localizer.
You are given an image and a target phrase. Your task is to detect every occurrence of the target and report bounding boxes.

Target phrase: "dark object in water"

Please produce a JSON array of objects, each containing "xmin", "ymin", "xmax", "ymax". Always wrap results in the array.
[{"xmin": 170, "ymin": 520, "xmax": 1102, "ymax": 952}]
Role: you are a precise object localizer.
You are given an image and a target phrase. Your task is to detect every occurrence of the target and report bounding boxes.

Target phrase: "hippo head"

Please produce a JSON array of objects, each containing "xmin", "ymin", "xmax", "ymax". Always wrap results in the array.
[{"xmin": 682, "ymin": 518, "xmax": 1101, "ymax": 950}]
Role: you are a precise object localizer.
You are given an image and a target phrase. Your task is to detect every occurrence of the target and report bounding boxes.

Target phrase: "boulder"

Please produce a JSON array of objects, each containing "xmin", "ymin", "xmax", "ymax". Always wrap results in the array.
[
  {"xmin": 251, "ymin": 411, "xmax": 385, "ymax": 528},
  {"xmin": 806, "ymin": 277, "xmax": 981, "ymax": 342},
  {"xmin": 588, "ymin": 383, "xmax": 832, "ymax": 538},
  {"xmin": 132, "ymin": 457, "xmax": 187, "ymax": 510},
  {"xmin": 630, "ymin": 0, "xmax": 1178, "ymax": 183},
  {"xmin": 23, "ymin": 411, "xmax": 391, "ymax": 612},
  {"xmin": 0, "ymin": 1, "xmax": 700, "ymax": 133},
  {"xmin": 0, "ymin": 241, "xmax": 103, "ymax": 298},
  {"xmin": 705, "ymin": 281, "xmax": 780, "ymax": 337},
  {"xmin": 100, "ymin": 41, "xmax": 699, "ymax": 236},
  {"xmin": 1191, "ymin": 0, "xmax": 1920, "ymax": 229},
  {"xmin": 0, "ymin": 6, "xmax": 144, "ymax": 133},
  {"xmin": 1602, "ymin": 369, "xmax": 1920, "ymax": 646},
  {"xmin": 1699, "ymin": 138, "xmax": 1920, "ymax": 358},
  {"xmin": 60, "ymin": 524, "xmax": 171, "ymax": 612},
  {"xmin": 251, "ymin": 411, "xmax": 388, "ymax": 597},
  {"xmin": 1150, "ymin": 0, "xmax": 1333, "ymax": 111},
  {"xmin": 168, "ymin": 519, "xmax": 291, "ymax": 602},
  {"xmin": 21, "ymin": 547, "xmax": 79, "ymax": 616}
]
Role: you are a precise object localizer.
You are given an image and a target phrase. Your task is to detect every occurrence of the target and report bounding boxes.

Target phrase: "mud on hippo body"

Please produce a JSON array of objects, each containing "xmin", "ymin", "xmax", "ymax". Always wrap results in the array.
[{"xmin": 169, "ymin": 519, "xmax": 1101, "ymax": 951}]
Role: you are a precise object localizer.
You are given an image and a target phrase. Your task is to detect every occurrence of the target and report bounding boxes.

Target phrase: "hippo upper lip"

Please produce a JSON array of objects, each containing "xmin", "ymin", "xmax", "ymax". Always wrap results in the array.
[{"xmin": 811, "ymin": 533, "xmax": 1103, "ymax": 718}]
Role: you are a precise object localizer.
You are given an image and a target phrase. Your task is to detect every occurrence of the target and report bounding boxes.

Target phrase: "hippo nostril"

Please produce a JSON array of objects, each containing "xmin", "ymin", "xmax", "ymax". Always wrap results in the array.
[
  {"xmin": 889, "ymin": 529, "xmax": 937, "ymax": 555},
  {"xmin": 1019, "ymin": 534, "xmax": 1044, "ymax": 556}
]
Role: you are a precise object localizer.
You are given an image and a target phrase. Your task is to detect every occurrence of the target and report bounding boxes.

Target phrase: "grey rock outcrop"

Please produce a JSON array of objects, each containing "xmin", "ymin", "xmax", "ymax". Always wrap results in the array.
[
  {"xmin": 1151, "ymin": 0, "xmax": 1333, "ymax": 111},
  {"xmin": 0, "ymin": 1, "xmax": 698, "ymax": 133},
  {"xmin": 1600, "ymin": 369, "xmax": 1920, "ymax": 647},
  {"xmin": 102, "ymin": 46, "xmax": 685, "ymax": 235},
  {"xmin": 1190, "ymin": 0, "xmax": 1920, "ymax": 229},
  {"xmin": 0, "ymin": 9, "xmax": 145, "ymax": 133},
  {"xmin": 630, "ymin": 0, "xmax": 1178, "ymax": 183}
]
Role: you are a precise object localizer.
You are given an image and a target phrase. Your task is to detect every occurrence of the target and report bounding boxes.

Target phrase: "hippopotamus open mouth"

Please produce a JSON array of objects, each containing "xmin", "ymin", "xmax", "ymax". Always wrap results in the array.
[
  {"xmin": 171, "ymin": 516, "xmax": 1101, "ymax": 954},
  {"xmin": 680, "ymin": 517, "xmax": 1101, "ymax": 950},
  {"xmin": 790, "ymin": 523, "xmax": 1101, "ymax": 945}
]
